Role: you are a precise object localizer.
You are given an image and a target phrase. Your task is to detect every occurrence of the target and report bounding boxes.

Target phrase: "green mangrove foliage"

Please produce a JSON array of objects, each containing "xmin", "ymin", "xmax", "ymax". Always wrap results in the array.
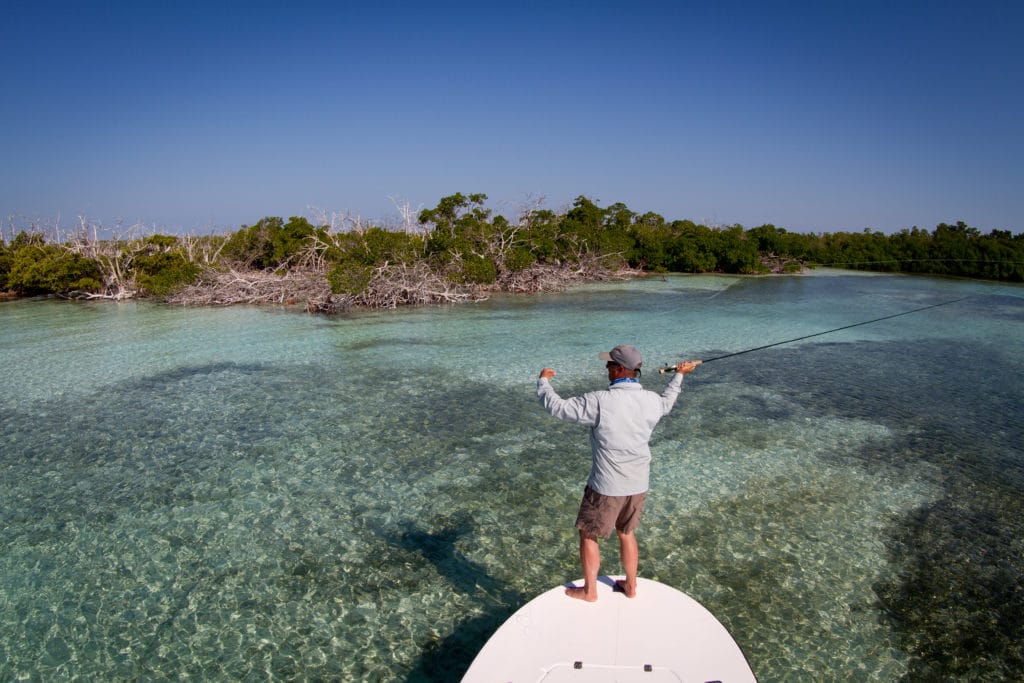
[
  {"xmin": 0, "ymin": 230, "xmax": 208, "ymax": 299},
  {"xmin": 324, "ymin": 227, "xmax": 426, "ymax": 295},
  {"xmin": 1, "ymin": 231, "xmax": 102, "ymax": 295},
  {"xmin": 2, "ymin": 197, "xmax": 1021, "ymax": 308},
  {"xmin": 749, "ymin": 221, "xmax": 1024, "ymax": 280},
  {"xmin": 222, "ymin": 216, "xmax": 318, "ymax": 270},
  {"xmin": 133, "ymin": 235, "xmax": 202, "ymax": 297}
]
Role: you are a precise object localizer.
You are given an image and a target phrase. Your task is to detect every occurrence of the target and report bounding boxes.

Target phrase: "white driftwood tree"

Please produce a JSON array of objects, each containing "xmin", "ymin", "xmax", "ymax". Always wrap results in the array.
[{"xmin": 61, "ymin": 217, "xmax": 148, "ymax": 300}]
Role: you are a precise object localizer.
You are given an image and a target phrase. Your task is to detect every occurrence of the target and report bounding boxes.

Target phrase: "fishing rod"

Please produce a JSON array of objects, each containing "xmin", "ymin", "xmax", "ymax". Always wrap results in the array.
[{"xmin": 659, "ymin": 296, "xmax": 968, "ymax": 373}]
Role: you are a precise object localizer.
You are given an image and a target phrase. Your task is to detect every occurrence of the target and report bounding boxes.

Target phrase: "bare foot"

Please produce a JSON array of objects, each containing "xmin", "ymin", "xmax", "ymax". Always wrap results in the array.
[
  {"xmin": 614, "ymin": 579, "xmax": 636, "ymax": 598},
  {"xmin": 565, "ymin": 585, "xmax": 598, "ymax": 602}
]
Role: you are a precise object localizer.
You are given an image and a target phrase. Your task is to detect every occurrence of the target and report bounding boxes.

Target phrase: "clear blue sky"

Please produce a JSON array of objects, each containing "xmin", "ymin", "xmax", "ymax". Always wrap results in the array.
[{"xmin": 3, "ymin": 1, "xmax": 1022, "ymax": 235}]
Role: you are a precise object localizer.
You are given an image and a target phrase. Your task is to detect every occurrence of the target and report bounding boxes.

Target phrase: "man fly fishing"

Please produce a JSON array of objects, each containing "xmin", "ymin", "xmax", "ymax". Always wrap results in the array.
[
  {"xmin": 532, "ymin": 301, "xmax": 965, "ymax": 602},
  {"xmin": 537, "ymin": 345, "xmax": 700, "ymax": 601}
]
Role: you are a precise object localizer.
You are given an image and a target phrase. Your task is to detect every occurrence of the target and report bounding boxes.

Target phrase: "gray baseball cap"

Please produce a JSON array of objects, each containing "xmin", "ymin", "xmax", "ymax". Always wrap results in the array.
[{"xmin": 598, "ymin": 344, "xmax": 643, "ymax": 370}]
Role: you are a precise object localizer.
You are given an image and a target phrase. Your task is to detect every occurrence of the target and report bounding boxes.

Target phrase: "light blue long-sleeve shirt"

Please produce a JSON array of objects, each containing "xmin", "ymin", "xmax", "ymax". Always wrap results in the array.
[{"xmin": 536, "ymin": 373, "xmax": 684, "ymax": 496}]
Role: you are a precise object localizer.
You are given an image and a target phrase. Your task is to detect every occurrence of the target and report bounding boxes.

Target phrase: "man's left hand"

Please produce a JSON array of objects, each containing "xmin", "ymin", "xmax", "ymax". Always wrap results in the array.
[{"xmin": 675, "ymin": 360, "xmax": 702, "ymax": 375}]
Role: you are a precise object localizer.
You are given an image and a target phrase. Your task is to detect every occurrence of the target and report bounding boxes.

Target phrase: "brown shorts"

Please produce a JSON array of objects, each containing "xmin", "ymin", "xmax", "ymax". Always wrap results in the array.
[{"xmin": 575, "ymin": 485, "xmax": 648, "ymax": 539}]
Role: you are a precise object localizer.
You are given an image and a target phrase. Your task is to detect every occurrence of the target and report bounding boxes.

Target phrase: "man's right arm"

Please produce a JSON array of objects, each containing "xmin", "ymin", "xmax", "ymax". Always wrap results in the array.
[{"xmin": 537, "ymin": 373, "xmax": 598, "ymax": 426}]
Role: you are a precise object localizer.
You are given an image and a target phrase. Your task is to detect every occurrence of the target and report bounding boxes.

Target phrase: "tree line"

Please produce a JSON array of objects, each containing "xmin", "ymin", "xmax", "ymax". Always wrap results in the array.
[{"xmin": 2, "ymin": 194, "xmax": 1021, "ymax": 311}]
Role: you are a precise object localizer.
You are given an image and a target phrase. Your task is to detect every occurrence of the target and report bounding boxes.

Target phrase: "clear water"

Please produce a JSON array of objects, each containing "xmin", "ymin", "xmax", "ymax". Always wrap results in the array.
[{"xmin": 1, "ymin": 272, "xmax": 1021, "ymax": 681}]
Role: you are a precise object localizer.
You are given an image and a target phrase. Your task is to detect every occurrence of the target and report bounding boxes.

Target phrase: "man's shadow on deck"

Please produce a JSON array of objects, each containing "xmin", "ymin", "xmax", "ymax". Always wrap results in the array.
[{"xmin": 378, "ymin": 513, "xmax": 528, "ymax": 682}]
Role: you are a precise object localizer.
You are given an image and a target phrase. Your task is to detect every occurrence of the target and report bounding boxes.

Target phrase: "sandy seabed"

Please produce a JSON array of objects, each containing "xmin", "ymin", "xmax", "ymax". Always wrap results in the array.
[{"xmin": 1, "ymin": 271, "xmax": 1022, "ymax": 680}]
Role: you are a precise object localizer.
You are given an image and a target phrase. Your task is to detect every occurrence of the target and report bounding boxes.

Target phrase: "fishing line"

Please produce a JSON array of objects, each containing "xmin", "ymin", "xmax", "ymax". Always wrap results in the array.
[
  {"xmin": 819, "ymin": 258, "xmax": 1024, "ymax": 268},
  {"xmin": 659, "ymin": 296, "xmax": 968, "ymax": 372}
]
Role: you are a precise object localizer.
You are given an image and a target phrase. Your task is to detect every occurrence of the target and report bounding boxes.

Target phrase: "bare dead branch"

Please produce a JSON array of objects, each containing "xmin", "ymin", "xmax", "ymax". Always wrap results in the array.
[
  {"xmin": 166, "ymin": 267, "xmax": 333, "ymax": 310},
  {"xmin": 60, "ymin": 216, "xmax": 152, "ymax": 300},
  {"xmin": 388, "ymin": 196, "xmax": 425, "ymax": 234}
]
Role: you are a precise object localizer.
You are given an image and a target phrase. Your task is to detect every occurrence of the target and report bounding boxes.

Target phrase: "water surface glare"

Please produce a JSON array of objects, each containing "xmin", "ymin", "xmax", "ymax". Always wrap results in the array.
[{"xmin": 1, "ymin": 272, "xmax": 1022, "ymax": 680}]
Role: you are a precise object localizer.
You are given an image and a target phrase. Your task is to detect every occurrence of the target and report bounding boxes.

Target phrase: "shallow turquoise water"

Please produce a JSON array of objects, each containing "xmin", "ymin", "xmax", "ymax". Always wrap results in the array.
[{"xmin": 1, "ymin": 272, "xmax": 1021, "ymax": 680}]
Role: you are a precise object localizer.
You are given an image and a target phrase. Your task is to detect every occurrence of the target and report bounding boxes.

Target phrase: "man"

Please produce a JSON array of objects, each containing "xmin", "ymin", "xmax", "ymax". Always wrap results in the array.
[{"xmin": 537, "ymin": 344, "xmax": 699, "ymax": 601}]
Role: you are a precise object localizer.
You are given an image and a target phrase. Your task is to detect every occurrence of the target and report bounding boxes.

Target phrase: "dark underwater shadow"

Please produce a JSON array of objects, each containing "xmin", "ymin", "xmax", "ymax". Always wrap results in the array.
[
  {"xmin": 404, "ymin": 606, "xmax": 520, "ymax": 682},
  {"xmin": 874, "ymin": 495, "xmax": 1024, "ymax": 680},
  {"xmin": 683, "ymin": 336, "xmax": 1024, "ymax": 679},
  {"xmin": 373, "ymin": 514, "xmax": 528, "ymax": 682}
]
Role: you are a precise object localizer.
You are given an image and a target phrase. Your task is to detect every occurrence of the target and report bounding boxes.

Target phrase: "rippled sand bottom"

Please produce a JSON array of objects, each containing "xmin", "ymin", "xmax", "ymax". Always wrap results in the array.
[{"xmin": 1, "ymin": 273, "xmax": 1021, "ymax": 680}]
